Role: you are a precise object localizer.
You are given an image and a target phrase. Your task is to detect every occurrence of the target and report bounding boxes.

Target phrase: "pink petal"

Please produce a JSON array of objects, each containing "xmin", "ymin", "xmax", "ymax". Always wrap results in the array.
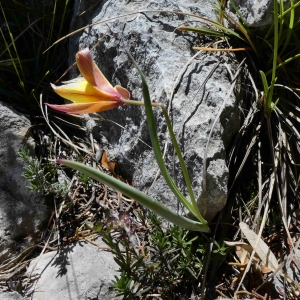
[
  {"xmin": 76, "ymin": 48, "xmax": 121, "ymax": 98},
  {"xmin": 46, "ymin": 101, "xmax": 122, "ymax": 114},
  {"xmin": 115, "ymin": 85, "xmax": 130, "ymax": 100}
]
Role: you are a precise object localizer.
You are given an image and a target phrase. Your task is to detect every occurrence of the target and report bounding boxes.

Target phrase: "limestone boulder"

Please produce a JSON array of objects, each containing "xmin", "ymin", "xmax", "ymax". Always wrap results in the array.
[
  {"xmin": 26, "ymin": 239, "xmax": 120, "ymax": 300},
  {"xmin": 0, "ymin": 102, "xmax": 47, "ymax": 263}
]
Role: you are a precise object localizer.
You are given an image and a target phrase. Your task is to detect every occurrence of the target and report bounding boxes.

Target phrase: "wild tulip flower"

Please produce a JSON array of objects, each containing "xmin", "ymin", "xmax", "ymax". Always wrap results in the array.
[{"xmin": 47, "ymin": 48, "xmax": 130, "ymax": 114}]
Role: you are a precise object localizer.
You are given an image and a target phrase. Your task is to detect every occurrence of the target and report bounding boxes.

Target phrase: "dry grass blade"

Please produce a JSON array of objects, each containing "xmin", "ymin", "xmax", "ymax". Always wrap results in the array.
[
  {"xmin": 45, "ymin": 9, "xmax": 222, "ymax": 53},
  {"xmin": 193, "ymin": 47, "xmax": 252, "ymax": 52},
  {"xmin": 257, "ymin": 141, "xmax": 262, "ymax": 208},
  {"xmin": 239, "ymin": 222, "xmax": 279, "ymax": 273},
  {"xmin": 24, "ymin": 227, "xmax": 56, "ymax": 290},
  {"xmin": 51, "ymin": 122, "xmax": 80, "ymax": 155},
  {"xmin": 0, "ymin": 263, "xmax": 28, "ymax": 281},
  {"xmin": 227, "ymin": 98, "xmax": 258, "ymax": 166},
  {"xmin": 280, "ymin": 130, "xmax": 288, "ymax": 221},
  {"xmin": 275, "ymin": 107, "xmax": 300, "ymax": 140},
  {"xmin": 225, "ymin": 241, "xmax": 256, "ymax": 256},
  {"xmin": 55, "ymin": 26, "xmax": 110, "ymax": 83},
  {"xmin": 234, "ymin": 157, "xmax": 276, "ymax": 295},
  {"xmin": 286, "ymin": 139, "xmax": 300, "ymax": 166},
  {"xmin": 267, "ymin": 115, "xmax": 300, "ymax": 265},
  {"xmin": 274, "ymin": 84, "xmax": 300, "ymax": 101},
  {"xmin": 228, "ymin": 121, "xmax": 261, "ymax": 195},
  {"xmin": 40, "ymin": 94, "xmax": 93, "ymax": 155},
  {"xmin": 216, "ymin": 8, "xmax": 259, "ymax": 56},
  {"xmin": 0, "ymin": 246, "xmax": 36, "ymax": 273}
]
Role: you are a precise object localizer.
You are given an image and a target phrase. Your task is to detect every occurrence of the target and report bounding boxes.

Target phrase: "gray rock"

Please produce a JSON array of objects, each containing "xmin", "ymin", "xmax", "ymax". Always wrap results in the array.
[
  {"xmin": 66, "ymin": 0, "xmax": 241, "ymax": 221},
  {"xmin": 0, "ymin": 291, "xmax": 23, "ymax": 300},
  {"xmin": 26, "ymin": 239, "xmax": 119, "ymax": 300},
  {"xmin": 0, "ymin": 102, "xmax": 47, "ymax": 263},
  {"xmin": 227, "ymin": 0, "xmax": 297, "ymax": 28}
]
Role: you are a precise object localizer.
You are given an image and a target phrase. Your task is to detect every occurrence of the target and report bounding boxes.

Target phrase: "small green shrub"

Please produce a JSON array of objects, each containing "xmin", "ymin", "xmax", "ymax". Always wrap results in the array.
[
  {"xmin": 18, "ymin": 149, "xmax": 68, "ymax": 197},
  {"xmin": 91, "ymin": 213, "xmax": 224, "ymax": 299}
]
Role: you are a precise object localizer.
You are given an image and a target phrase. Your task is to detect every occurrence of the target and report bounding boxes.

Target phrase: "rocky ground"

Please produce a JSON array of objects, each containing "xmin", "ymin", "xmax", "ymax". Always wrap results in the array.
[{"xmin": 0, "ymin": 0, "xmax": 299, "ymax": 299}]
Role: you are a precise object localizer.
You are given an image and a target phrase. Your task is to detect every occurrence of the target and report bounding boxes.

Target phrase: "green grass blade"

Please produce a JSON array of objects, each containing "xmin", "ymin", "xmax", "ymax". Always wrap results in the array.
[
  {"xmin": 0, "ymin": 28, "xmax": 26, "ymax": 96},
  {"xmin": 215, "ymin": 7, "xmax": 259, "ymax": 56},
  {"xmin": 177, "ymin": 26, "xmax": 225, "ymax": 38},
  {"xmin": 0, "ymin": 3, "xmax": 25, "ymax": 79},
  {"xmin": 57, "ymin": 159, "xmax": 210, "ymax": 232},
  {"xmin": 279, "ymin": 0, "xmax": 295, "ymax": 56},
  {"xmin": 259, "ymin": 70, "xmax": 270, "ymax": 115},
  {"xmin": 266, "ymin": 53, "xmax": 300, "ymax": 75},
  {"xmin": 179, "ymin": 24, "xmax": 247, "ymax": 43},
  {"xmin": 259, "ymin": 71, "xmax": 269, "ymax": 97},
  {"xmin": 278, "ymin": 0, "xmax": 285, "ymax": 41},
  {"xmin": 228, "ymin": 0, "xmax": 247, "ymax": 25},
  {"xmin": 267, "ymin": 0, "xmax": 279, "ymax": 117},
  {"xmin": 0, "ymin": 4, "xmax": 26, "ymax": 95},
  {"xmin": 278, "ymin": 0, "xmax": 300, "ymax": 18},
  {"xmin": 45, "ymin": 0, "xmax": 58, "ymax": 66}
]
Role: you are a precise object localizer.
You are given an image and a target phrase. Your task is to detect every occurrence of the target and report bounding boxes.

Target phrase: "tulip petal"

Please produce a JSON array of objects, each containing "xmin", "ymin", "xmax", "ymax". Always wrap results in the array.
[
  {"xmin": 46, "ymin": 101, "xmax": 122, "ymax": 114},
  {"xmin": 51, "ymin": 80, "xmax": 118, "ymax": 103},
  {"xmin": 115, "ymin": 85, "xmax": 130, "ymax": 100},
  {"xmin": 76, "ymin": 48, "xmax": 121, "ymax": 98}
]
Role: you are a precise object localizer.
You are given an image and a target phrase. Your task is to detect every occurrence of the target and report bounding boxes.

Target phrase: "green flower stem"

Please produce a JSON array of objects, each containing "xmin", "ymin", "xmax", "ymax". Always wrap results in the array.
[
  {"xmin": 57, "ymin": 159, "xmax": 210, "ymax": 232},
  {"xmin": 123, "ymin": 99, "xmax": 205, "ymax": 224}
]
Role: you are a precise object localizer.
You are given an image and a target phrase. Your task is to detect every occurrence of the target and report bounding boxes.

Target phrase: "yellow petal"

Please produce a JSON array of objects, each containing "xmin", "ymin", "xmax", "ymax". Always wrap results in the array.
[
  {"xmin": 46, "ymin": 101, "xmax": 122, "ymax": 114},
  {"xmin": 76, "ymin": 48, "xmax": 121, "ymax": 97},
  {"xmin": 51, "ymin": 80, "xmax": 119, "ymax": 103}
]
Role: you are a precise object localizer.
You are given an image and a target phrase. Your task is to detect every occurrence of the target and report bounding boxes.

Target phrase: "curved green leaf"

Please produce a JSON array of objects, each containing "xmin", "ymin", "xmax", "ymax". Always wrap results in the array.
[{"xmin": 57, "ymin": 159, "xmax": 210, "ymax": 232}]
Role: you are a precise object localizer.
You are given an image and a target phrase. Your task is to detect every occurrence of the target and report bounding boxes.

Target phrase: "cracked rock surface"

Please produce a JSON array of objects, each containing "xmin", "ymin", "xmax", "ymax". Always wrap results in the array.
[{"xmin": 68, "ymin": 0, "xmax": 241, "ymax": 221}]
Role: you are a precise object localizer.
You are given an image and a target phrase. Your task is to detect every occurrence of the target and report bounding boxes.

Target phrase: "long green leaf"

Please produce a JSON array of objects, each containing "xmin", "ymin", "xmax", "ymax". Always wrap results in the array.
[
  {"xmin": 159, "ymin": 105, "xmax": 206, "ymax": 224},
  {"xmin": 121, "ymin": 99, "xmax": 205, "ymax": 223},
  {"xmin": 56, "ymin": 159, "xmax": 210, "ymax": 232},
  {"xmin": 125, "ymin": 50, "xmax": 207, "ymax": 223}
]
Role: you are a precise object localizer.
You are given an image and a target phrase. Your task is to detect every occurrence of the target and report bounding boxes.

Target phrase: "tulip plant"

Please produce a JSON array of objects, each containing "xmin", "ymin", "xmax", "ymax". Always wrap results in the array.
[{"xmin": 47, "ymin": 48, "xmax": 210, "ymax": 233}]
